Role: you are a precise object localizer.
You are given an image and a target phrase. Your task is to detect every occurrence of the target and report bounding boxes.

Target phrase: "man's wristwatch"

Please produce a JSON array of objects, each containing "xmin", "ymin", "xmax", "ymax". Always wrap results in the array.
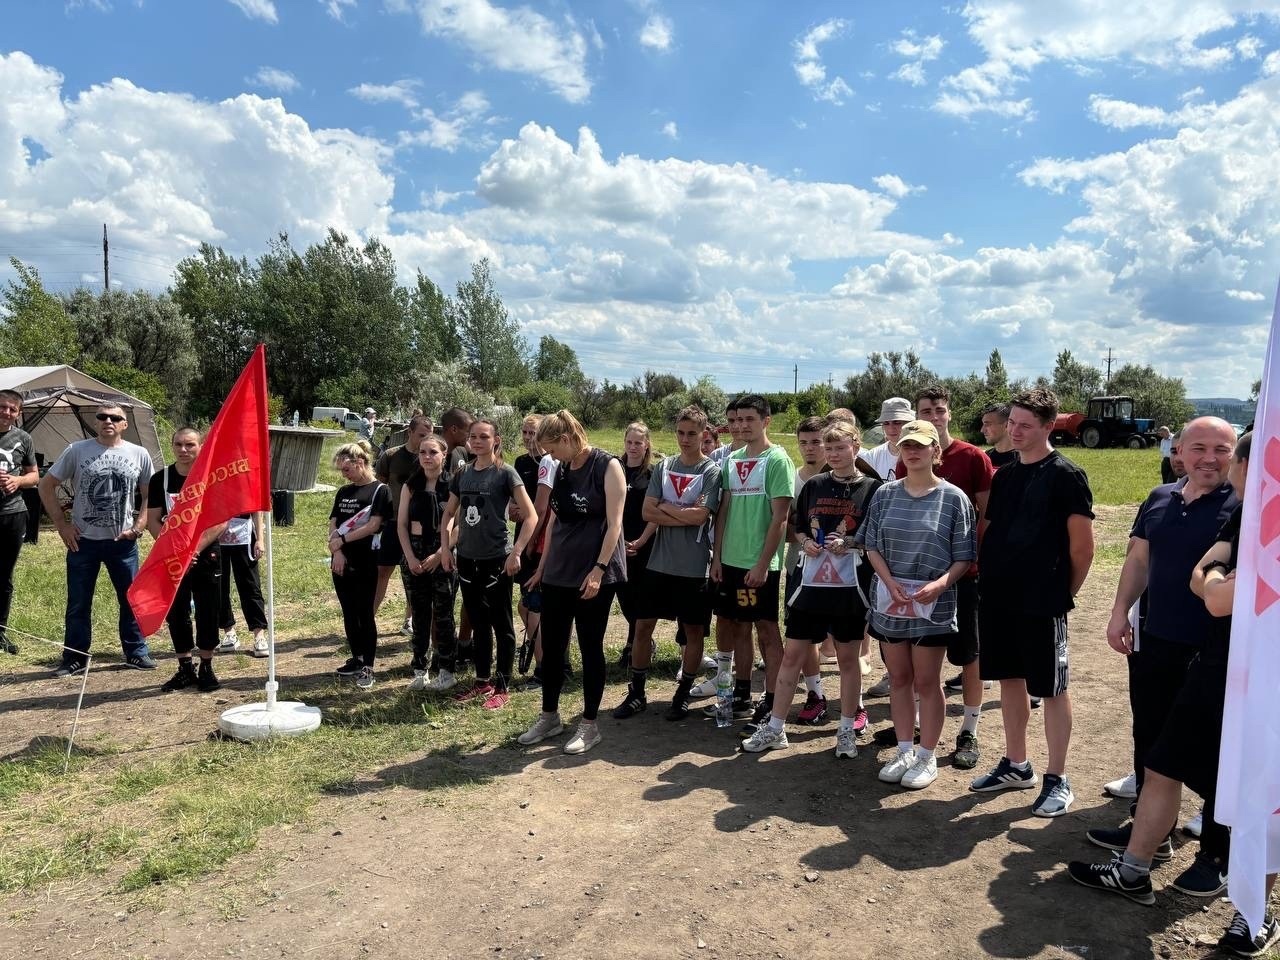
[
  {"xmin": 1201, "ymin": 559, "xmax": 1231, "ymax": 576},
  {"xmin": 594, "ymin": 561, "xmax": 608, "ymax": 572}
]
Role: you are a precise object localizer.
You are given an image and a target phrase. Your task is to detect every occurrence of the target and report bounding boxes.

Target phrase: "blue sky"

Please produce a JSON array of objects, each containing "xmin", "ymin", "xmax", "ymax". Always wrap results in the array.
[{"xmin": 4, "ymin": 1, "xmax": 1280, "ymax": 397}]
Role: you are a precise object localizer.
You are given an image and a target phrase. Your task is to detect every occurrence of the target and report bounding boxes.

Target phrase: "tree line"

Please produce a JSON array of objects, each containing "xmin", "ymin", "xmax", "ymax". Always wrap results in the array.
[{"xmin": 0, "ymin": 230, "xmax": 1196, "ymax": 435}]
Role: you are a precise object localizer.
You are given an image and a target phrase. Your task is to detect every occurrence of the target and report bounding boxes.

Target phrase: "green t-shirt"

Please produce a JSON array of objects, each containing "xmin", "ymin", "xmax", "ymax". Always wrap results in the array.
[{"xmin": 720, "ymin": 444, "xmax": 795, "ymax": 571}]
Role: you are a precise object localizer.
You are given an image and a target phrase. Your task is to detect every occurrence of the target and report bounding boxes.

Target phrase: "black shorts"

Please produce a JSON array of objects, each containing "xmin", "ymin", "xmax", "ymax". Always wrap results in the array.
[
  {"xmin": 785, "ymin": 602, "xmax": 867, "ymax": 644},
  {"xmin": 878, "ymin": 630, "xmax": 953, "ymax": 649},
  {"xmin": 638, "ymin": 571, "xmax": 714, "ymax": 628},
  {"xmin": 514, "ymin": 550, "xmax": 540, "ymax": 587},
  {"xmin": 978, "ymin": 605, "xmax": 1070, "ymax": 699},
  {"xmin": 1144, "ymin": 659, "xmax": 1226, "ymax": 797},
  {"xmin": 947, "ymin": 576, "xmax": 979, "ymax": 667},
  {"xmin": 715, "ymin": 566, "xmax": 780, "ymax": 623},
  {"xmin": 377, "ymin": 529, "xmax": 404, "ymax": 567}
]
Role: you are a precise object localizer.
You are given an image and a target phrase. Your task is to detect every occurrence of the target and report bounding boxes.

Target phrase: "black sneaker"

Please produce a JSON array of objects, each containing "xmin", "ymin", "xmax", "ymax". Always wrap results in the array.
[
  {"xmin": 701, "ymin": 696, "xmax": 753, "ymax": 720},
  {"xmin": 1219, "ymin": 910, "xmax": 1279, "ymax": 957},
  {"xmin": 53, "ymin": 659, "xmax": 88, "ymax": 678},
  {"xmin": 612, "ymin": 687, "xmax": 647, "ymax": 719},
  {"xmin": 739, "ymin": 697, "xmax": 773, "ymax": 737},
  {"xmin": 160, "ymin": 661, "xmax": 199, "ymax": 692},
  {"xmin": 952, "ymin": 730, "xmax": 980, "ymax": 769},
  {"xmin": 0, "ymin": 635, "xmax": 17, "ymax": 655},
  {"xmin": 1066, "ymin": 856, "xmax": 1155, "ymax": 905},
  {"xmin": 1030, "ymin": 697, "xmax": 1042, "ymax": 709},
  {"xmin": 1086, "ymin": 823, "xmax": 1174, "ymax": 862},
  {"xmin": 873, "ymin": 725, "xmax": 920, "ymax": 746},
  {"xmin": 1169, "ymin": 856, "xmax": 1227, "ymax": 897},
  {"xmin": 335, "ymin": 657, "xmax": 363, "ymax": 678},
  {"xmin": 969, "ymin": 756, "xmax": 1037, "ymax": 792},
  {"xmin": 125, "ymin": 653, "xmax": 157, "ymax": 670},
  {"xmin": 665, "ymin": 696, "xmax": 690, "ymax": 721},
  {"xmin": 943, "ymin": 672, "xmax": 964, "ymax": 691},
  {"xmin": 197, "ymin": 660, "xmax": 221, "ymax": 692}
]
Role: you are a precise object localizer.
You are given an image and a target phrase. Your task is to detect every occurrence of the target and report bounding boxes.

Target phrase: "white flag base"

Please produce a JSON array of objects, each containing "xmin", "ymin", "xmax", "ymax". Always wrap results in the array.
[{"xmin": 218, "ymin": 700, "xmax": 322, "ymax": 741}]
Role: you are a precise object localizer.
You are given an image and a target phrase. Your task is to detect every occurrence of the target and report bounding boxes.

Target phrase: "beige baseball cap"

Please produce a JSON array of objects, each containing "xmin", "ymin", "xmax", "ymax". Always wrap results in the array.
[{"xmin": 898, "ymin": 420, "xmax": 940, "ymax": 446}]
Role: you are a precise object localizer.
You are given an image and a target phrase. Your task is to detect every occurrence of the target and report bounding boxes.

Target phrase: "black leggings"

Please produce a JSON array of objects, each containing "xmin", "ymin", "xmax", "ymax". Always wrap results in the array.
[
  {"xmin": 333, "ymin": 560, "xmax": 378, "ymax": 666},
  {"xmin": 540, "ymin": 583, "xmax": 617, "ymax": 720},
  {"xmin": 407, "ymin": 536, "xmax": 457, "ymax": 669},
  {"xmin": 0, "ymin": 511, "xmax": 25, "ymax": 643},
  {"xmin": 457, "ymin": 555, "xmax": 516, "ymax": 691},
  {"xmin": 220, "ymin": 544, "xmax": 267, "ymax": 631},
  {"xmin": 167, "ymin": 550, "xmax": 222, "ymax": 656}
]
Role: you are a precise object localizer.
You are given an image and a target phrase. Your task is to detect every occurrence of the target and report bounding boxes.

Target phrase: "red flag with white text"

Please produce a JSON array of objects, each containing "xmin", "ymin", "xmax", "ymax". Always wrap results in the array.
[
  {"xmin": 1216, "ymin": 280, "xmax": 1280, "ymax": 938},
  {"xmin": 127, "ymin": 345, "xmax": 271, "ymax": 636}
]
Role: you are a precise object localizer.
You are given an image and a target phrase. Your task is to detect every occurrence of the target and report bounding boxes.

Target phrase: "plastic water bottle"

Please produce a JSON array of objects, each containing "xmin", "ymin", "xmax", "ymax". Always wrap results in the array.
[{"xmin": 715, "ymin": 665, "xmax": 734, "ymax": 728}]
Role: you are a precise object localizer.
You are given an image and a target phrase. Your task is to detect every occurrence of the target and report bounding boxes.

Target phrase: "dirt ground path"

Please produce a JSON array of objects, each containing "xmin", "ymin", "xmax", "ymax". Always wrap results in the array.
[{"xmin": 0, "ymin": 507, "xmax": 1246, "ymax": 959}]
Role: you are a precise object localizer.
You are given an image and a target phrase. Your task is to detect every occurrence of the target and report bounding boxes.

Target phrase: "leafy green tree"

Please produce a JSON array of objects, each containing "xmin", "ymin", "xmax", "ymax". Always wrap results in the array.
[
  {"xmin": 0, "ymin": 258, "xmax": 78, "ymax": 366},
  {"xmin": 841, "ymin": 350, "xmax": 939, "ymax": 425},
  {"xmin": 452, "ymin": 259, "xmax": 527, "ymax": 393},
  {"xmin": 984, "ymin": 349, "xmax": 1008, "ymax": 391},
  {"xmin": 509, "ymin": 379, "xmax": 575, "ymax": 414},
  {"xmin": 1108, "ymin": 363, "xmax": 1195, "ymax": 429},
  {"xmin": 408, "ymin": 271, "xmax": 461, "ymax": 363},
  {"xmin": 532, "ymin": 335, "xmax": 585, "ymax": 391},
  {"xmin": 1051, "ymin": 349, "xmax": 1102, "ymax": 413},
  {"xmin": 79, "ymin": 358, "xmax": 168, "ymax": 414},
  {"xmin": 171, "ymin": 243, "xmax": 258, "ymax": 418}
]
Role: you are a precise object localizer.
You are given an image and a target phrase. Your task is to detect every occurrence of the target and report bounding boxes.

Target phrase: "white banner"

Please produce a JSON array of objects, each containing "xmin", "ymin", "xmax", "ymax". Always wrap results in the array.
[{"xmin": 1217, "ymin": 278, "xmax": 1280, "ymax": 937}]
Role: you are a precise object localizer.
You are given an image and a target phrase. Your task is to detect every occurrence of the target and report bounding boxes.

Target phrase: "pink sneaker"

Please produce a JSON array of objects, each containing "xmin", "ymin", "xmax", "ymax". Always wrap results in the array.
[
  {"xmin": 852, "ymin": 707, "xmax": 869, "ymax": 734},
  {"xmin": 482, "ymin": 690, "xmax": 510, "ymax": 711},
  {"xmin": 797, "ymin": 692, "xmax": 828, "ymax": 725},
  {"xmin": 455, "ymin": 681, "xmax": 495, "ymax": 703}
]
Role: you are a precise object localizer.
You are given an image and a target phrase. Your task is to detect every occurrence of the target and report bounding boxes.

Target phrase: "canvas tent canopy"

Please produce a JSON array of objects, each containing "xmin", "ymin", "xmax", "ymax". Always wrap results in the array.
[{"xmin": 0, "ymin": 365, "xmax": 164, "ymax": 468}]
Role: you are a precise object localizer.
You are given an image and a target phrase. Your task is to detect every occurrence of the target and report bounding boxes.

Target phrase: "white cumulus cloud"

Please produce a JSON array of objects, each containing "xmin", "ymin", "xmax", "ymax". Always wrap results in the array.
[
  {"xmin": 873, "ymin": 174, "xmax": 925, "ymax": 198},
  {"xmin": 396, "ymin": 0, "xmax": 591, "ymax": 103},
  {"xmin": 227, "ymin": 0, "xmax": 278, "ymax": 23},
  {"xmin": 793, "ymin": 19, "xmax": 853, "ymax": 105},
  {"xmin": 639, "ymin": 14, "xmax": 673, "ymax": 51},
  {"xmin": 349, "ymin": 79, "xmax": 421, "ymax": 108},
  {"xmin": 247, "ymin": 66, "xmax": 299, "ymax": 93},
  {"xmin": 661, "ymin": 120, "xmax": 678, "ymax": 139}
]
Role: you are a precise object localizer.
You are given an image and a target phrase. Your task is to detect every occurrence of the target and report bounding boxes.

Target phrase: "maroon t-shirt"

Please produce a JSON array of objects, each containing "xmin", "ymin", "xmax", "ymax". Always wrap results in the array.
[{"xmin": 896, "ymin": 438, "xmax": 994, "ymax": 576}]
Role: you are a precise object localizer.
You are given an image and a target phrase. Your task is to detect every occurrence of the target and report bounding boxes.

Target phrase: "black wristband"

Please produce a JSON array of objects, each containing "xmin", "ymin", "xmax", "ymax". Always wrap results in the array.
[
  {"xmin": 1202, "ymin": 559, "xmax": 1231, "ymax": 576},
  {"xmin": 594, "ymin": 561, "xmax": 608, "ymax": 572}
]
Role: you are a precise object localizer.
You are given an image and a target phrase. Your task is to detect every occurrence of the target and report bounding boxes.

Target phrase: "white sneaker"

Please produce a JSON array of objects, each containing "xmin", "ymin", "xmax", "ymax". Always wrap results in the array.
[
  {"xmin": 901, "ymin": 754, "xmax": 939, "ymax": 790},
  {"xmin": 867, "ymin": 672, "xmax": 892, "ymax": 697},
  {"xmin": 251, "ymin": 631, "xmax": 269, "ymax": 658},
  {"xmin": 1103, "ymin": 771, "xmax": 1138, "ymax": 800},
  {"xmin": 701, "ymin": 655, "xmax": 717, "ymax": 672},
  {"xmin": 835, "ymin": 727, "xmax": 858, "ymax": 759},
  {"xmin": 408, "ymin": 669, "xmax": 431, "ymax": 691},
  {"xmin": 425, "ymin": 669, "xmax": 457, "ymax": 693},
  {"xmin": 878, "ymin": 749, "xmax": 916, "ymax": 783},
  {"xmin": 400, "ymin": 618, "xmax": 413, "ymax": 637},
  {"xmin": 518, "ymin": 712, "xmax": 564, "ymax": 745},
  {"xmin": 1183, "ymin": 812, "xmax": 1203, "ymax": 838},
  {"xmin": 689, "ymin": 677, "xmax": 718, "ymax": 698},
  {"xmin": 741, "ymin": 724, "xmax": 788, "ymax": 753},
  {"xmin": 219, "ymin": 628, "xmax": 239, "ymax": 651},
  {"xmin": 563, "ymin": 720, "xmax": 601, "ymax": 755}
]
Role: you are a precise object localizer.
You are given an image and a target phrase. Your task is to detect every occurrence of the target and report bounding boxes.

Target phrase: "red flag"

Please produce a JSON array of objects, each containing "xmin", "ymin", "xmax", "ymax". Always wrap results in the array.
[{"xmin": 128, "ymin": 345, "xmax": 271, "ymax": 636}]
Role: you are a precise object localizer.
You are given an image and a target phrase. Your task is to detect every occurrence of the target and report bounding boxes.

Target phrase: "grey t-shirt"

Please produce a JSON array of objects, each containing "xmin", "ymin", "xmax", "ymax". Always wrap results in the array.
[
  {"xmin": 856, "ymin": 479, "xmax": 975, "ymax": 639},
  {"xmin": 0, "ymin": 427, "xmax": 36, "ymax": 516},
  {"xmin": 49, "ymin": 439, "xmax": 154, "ymax": 541},
  {"xmin": 645, "ymin": 454, "xmax": 722, "ymax": 579},
  {"xmin": 453, "ymin": 461, "xmax": 522, "ymax": 560}
]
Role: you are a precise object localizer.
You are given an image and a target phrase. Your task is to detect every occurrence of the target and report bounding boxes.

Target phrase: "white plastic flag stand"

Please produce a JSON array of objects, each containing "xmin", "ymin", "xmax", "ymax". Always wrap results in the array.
[{"xmin": 218, "ymin": 513, "xmax": 321, "ymax": 740}]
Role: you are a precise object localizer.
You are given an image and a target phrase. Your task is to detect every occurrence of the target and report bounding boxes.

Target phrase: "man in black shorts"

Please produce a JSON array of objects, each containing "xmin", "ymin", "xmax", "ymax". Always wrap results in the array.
[
  {"xmin": 611, "ymin": 406, "xmax": 722, "ymax": 720},
  {"xmin": 709, "ymin": 395, "xmax": 794, "ymax": 725},
  {"xmin": 970, "ymin": 388, "xmax": 1095, "ymax": 817},
  {"xmin": 374, "ymin": 415, "xmax": 434, "ymax": 638}
]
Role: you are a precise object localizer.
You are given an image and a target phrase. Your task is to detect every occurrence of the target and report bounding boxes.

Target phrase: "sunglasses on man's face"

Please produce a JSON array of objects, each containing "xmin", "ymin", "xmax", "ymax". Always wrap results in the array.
[{"xmin": 96, "ymin": 413, "xmax": 126, "ymax": 423}]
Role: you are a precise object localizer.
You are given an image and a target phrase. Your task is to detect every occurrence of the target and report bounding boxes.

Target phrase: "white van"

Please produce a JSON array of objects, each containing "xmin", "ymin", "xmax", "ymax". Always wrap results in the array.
[{"xmin": 312, "ymin": 406, "xmax": 349, "ymax": 426}]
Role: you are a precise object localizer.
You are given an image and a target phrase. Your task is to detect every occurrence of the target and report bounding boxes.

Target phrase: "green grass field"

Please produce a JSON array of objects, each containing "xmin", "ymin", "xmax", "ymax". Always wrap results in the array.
[{"xmin": 0, "ymin": 429, "xmax": 1160, "ymax": 904}]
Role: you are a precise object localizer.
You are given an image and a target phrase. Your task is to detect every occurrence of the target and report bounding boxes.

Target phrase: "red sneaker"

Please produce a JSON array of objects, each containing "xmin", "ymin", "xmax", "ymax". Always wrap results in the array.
[
  {"xmin": 482, "ymin": 690, "xmax": 510, "ymax": 711},
  {"xmin": 797, "ymin": 692, "xmax": 828, "ymax": 725},
  {"xmin": 455, "ymin": 681, "xmax": 495, "ymax": 703},
  {"xmin": 852, "ymin": 706, "xmax": 869, "ymax": 734}
]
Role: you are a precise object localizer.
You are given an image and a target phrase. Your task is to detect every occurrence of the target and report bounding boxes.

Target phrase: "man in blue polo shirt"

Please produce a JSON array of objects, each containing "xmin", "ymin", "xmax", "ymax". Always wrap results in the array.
[{"xmin": 1087, "ymin": 417, "xmax": 1238, "ymax": 895}]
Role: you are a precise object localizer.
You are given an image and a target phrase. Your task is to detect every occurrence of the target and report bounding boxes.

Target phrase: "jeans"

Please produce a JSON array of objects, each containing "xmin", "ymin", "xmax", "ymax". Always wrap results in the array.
[
  {"xmin": 0, "ymin": 511, "xmax": 26, "ymax": 643},
  {"xmin": 64, "ymin": 536, "xmax": 149, "ymax": 661}
]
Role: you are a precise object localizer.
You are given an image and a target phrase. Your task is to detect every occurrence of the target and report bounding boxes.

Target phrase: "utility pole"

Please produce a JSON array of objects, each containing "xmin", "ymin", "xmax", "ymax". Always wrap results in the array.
[
  {"xmin": 1104, "ymin": 347, "xmax": 1115, "ymax": 392},
  {"xmin": 102, "ymin": 223, "xmax": 109, "ymax": 294},
  {"xmin": 828, "ymin": 373, "xmax": 834, "ymax": 390},
  {"xmin": 793, "ymin": 363, "xmax": 798, "ymax": 395}
]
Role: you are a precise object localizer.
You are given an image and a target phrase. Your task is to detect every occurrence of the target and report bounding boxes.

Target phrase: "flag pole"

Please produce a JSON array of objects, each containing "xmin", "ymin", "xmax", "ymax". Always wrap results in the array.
[{"xmin": 264, "ymin": 509, "xmax": 278, "ymax": 710}]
